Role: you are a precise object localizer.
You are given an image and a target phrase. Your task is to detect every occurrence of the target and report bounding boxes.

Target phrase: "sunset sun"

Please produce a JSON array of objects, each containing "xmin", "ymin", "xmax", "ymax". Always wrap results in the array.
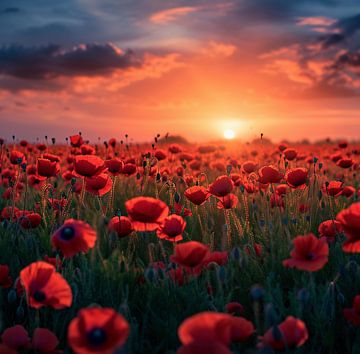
[{"xmin": 223, "ymin": 129, "xmax": 235, "ymax": 140}]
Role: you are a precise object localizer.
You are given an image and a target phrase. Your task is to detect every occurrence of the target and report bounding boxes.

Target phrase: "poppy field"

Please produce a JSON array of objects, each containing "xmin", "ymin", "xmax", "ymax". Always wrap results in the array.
[{"xmin": 0, "ymin": 134, "xmax": 359, "ymax": 354}]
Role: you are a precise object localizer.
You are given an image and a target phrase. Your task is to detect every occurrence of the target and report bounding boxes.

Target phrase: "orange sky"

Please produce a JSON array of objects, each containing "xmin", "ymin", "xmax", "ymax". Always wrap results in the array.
[{"xmin": 0, "ymin": 1, "xmax": 359, "ymax": 143}]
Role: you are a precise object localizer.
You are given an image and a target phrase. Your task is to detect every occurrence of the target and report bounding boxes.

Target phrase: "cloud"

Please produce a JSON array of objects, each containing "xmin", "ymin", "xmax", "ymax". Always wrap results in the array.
[
  {"xmin": 318, "ymin": 13, "xmax": 360, "ymax": 48},
  {"xmin": 1, "ymin": 7, "xmax": 20, "ymax": 14},
  {"xmin": 149, "ymin": 6, "xmax": 199, "ymax": 24},
  {"xmin": 201, "ymin": 41, "xmax": 237, "ymax": 57},
  {"xmin": 297, "ymin": 17, "xmax": 337, "ymax": 27},
  {"xmin": 0, "ymin": 43, "xmax": 141, "ymax": 80}
]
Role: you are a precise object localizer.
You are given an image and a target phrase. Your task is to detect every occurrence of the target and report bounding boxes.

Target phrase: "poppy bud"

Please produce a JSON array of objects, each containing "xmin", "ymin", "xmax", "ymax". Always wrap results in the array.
[
  {"xmin": 52, "ymin": 138, "xmax": 56, "ymax": 144},
  {"xmin": 7, "ymin": 289, "xmax": 17, "ymax": 303},
  {"xmin": 174, "ymin": 192, "xmax": 180, "ymax": 204},
  {"xmin": 217, "ymin": 266, "xmax": 227, "ymax": 282},
  {"xmin": 136, "ymin": 172, "xmax": 141, "ymax": 180},
  {"xmin": 272, "ymin": 325, "xmax": 282, "ymax": 341},
  {"xmin": 265, "ymin": 303, "xmax": 277, "ymax": 327},
  {"xmin": 156, "ymin": 173, "xmax": 161, "ymax": 182},
  {"xmin": 226, "ymin": 165, "xmax": 232, "ymax": 174},
  {"xmin": 250, "ymin": 284, "xmax": 264, "ymax": 301},
  {"xmin": 313, "ymin": 157, "xmax": 318, "ymax": 164},
  {"xmin": 145, "ymin": 267, "xmax": 156, "ymax": 282},
  {"xmin": 297, "ymin": 288, "xmax": 309, "ymax": 303},
  {"xmin": 71, "ymin": 178, "xmax": 77, "ymax": 186},
  {"xmin": 318, "ymin": 190, "xmax": 323, "ymax": 200},
  {"xmin": 16, "ymin": 306, "xmax": 25, "ymax": 320},
  {"xmin": 319, "ymin": 162, "xmax": 323, "ymax": 169},
  {"xmin": 337, "ymin": 292, "xmax": 345, "ymax": 304},
  {"xmin": 230, "ymin": 247, "xmax": 241, "ymax": 261}
]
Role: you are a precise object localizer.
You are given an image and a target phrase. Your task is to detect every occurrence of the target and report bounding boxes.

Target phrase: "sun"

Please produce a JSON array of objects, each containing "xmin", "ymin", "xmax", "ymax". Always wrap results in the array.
[{"xmin": 223, "ymin": 129, "xmax": 235, "ymax": 140}]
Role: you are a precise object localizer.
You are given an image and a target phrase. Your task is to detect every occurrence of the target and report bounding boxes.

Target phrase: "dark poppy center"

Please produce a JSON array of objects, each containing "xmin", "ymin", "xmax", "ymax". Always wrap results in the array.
[
  {"xmin": 306, "ymin": 253, "xmax": 315, "ymax": 260},
  {"xmin": 33, "ymin": 290, "xmax": 46, "ymax": 302},
  {"xmin": 60, "ymin": 226, "xmax": 75, "ymax": 240},
  {"xmin": 87, "ymin": 328, "xmax": 107, "ymax": 346}
]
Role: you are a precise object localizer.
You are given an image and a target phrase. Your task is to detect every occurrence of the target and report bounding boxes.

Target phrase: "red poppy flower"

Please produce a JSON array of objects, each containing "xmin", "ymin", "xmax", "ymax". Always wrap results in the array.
[
  {"xmin": 217, "ymin": 194, "xmax": 238, "ymax": 209},
  {"xmin": 74, "ymin": 155, "xmax": 106, "ymax": 178},
  {"xmin": 0, "ymin": 264, "xmax": 12, "ymax": 288},
  {"xmin": 36, "ymin": 143, "xmax": 47, "ymax": 151},
  {"xmin": 174, "ymin": 203, "xmax": 193, "ymax": 217},
  {"xmin": 170, "ymin": 241, "xmax": 210, "ymax": 268},
  {"xmin": 43, "ymin": 153, "xmax": 61, "ymax": 162},
  {"xmin": 52, "ymin": 219, "xmax": 97, "ymax": 258},
  {"xmin": 169, "ymin": 144, "xmax": 182, "ymax": 154},
  {"xmin": 343, "ymin": 295, "xmax": 360, "ymax": 326},
  {"xmin": 225, "ymin": 302, "xmax": 244, "ymax": 316},
  {"xmin": 184, "ymin": 186, "xmax": 210, "ymax": 206},
  {"xmin": 336, "ymin": 202, "xmax": 360, "ymax": 252},
  {"xmin": 80, "ymin": 144, "xmax": 95, "ymax": 155},
  {"xmin": 178, "ymin": 311, "xmax": 253, "ymax": 347},
  {"xmin": 283, "ymin": 233, "xmax": 328, "ymax": 272},
  {"xmin": 154, "ymin": 149, "xmax": 167, "ymax": 161},
  {"xmin": 10, "ymin": 150, "xmax": 25, "ymax": 165},
  {"xmin": 85, "ymin": 173, "xmax": 112, "ymax": 197},
  {"xmin": 285, "ymin": 168, "xmax": 308, "ymax": 189},
  {"xmin": 43, "ymin": 255, "xmax": 63, "ymax": 269},
  {"xmin": 318, "ymin": 220, "xmax": 343, "ymax": 243},
  {"xmin": 157, "ymin": 214, "xmax": 186, "ymax": 242},
  {"xmin": 0, "ymin": 344, "xmax": 17, "ymax": 354},
  {"xmin": 20, "ymin": 261, "xmax": 72, "ymax": 309},
  {"xmin": 270, "ymin": 193, "xmax": 284, "ymax": 208},
  {"xmin": 37, "ymin": 158, "xmax": 60, "ymax": 179},
  {"xmin": 177, "ymin": 341, "xmax": 232, "ymax": 354},
  {"xmin": 19, "ymin": 212, "xmax": 42, "ymax": 229},
  {"xmin": 70, "ymin": 134, "xmax": 84, "ymax": 147},
  {"xmin": 105, "ymin": 158, "xmax": 123, "ymax": 176},
  {"xmin": 32, "ymin": 328, "xmax": 59, "ymax": 354},
  {"xmin": 108, "ymin": 216, "xmax": 133, "ymax": 238},
  {"xmin": 203, "ymin": 251, "xmax": 228, "ymax": 267},
  {"xmin": 108, "ymin": 138, "xmax": 116, "ymax": 148},
  {"xmin": 125, "ymin": 197, "xmax": 169, "ymax": 231},
  {"xmin": 1, "ymin": 325, "xmax": 31, "ymax": 351},
  {"xmin": 258, "ymin": 316, "xmax": 308, "ymax": 351},
  {"xmin": 121, "ymin": 163, "xmax": 137, "ymax": 176},
  {"xmin": 337, "ymin": 158, "xmax": 353, "ymax": 168},
  {"xmin": 342, "ymin": 186, "xmax": 355, "ymax": 198},
  {"xmin": 0, "ymin": 206, "xmax": 20, "ymax": 221},
  {"xmin": 208, "ymin": 176, "xmax": 234, "ymax": 197},
  {"xmin": 68, "ymin": 307, "xmax": 130, "ymax": 354},
  {"xmin": 283, "ymin": 148, "xmax": 297, "ymax": 161},
  {"xmin": 242, "ymin": 161, "xmax": 257, "ymax": 174},
  {"xmin": 324, "ymin": 181, "xmax": 343, "ymax": 196},
  {"xmin": 338, "ymin": 140, "xmax": 348, "ymax": 149},
  {"xmin": 258, "ymin": 165, "xmax": 283, "ymax": 184},
  {"xmin": 245, "ymin": 243, "xmax": 263, "ymax": 257},
  {"xmin": 28, "ymin": 175, "xmax": 45, "ymax": 190}
]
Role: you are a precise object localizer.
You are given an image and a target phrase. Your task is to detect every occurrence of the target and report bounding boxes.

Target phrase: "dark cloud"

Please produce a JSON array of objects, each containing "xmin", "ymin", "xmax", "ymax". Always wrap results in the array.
[
  {"xmin": 319, "ymin": 13, "xmax": 360, "ymax": 49},
  {"xmin": 334, "ymin": 50, "xmax": 360, "ymax": 68},
  {"xmin": 0, "ymin": 43, "xmax": 141, "ymax": 80},
  {"xmin": 1, "ymin": 7, "xmax": 20, "ymax": 14}
]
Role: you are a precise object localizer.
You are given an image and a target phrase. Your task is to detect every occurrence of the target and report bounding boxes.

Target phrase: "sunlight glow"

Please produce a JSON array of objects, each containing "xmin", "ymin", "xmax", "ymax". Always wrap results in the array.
[{"xmin": 223, "ymin": 129, "xmax": 235, "ymax": 140}]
